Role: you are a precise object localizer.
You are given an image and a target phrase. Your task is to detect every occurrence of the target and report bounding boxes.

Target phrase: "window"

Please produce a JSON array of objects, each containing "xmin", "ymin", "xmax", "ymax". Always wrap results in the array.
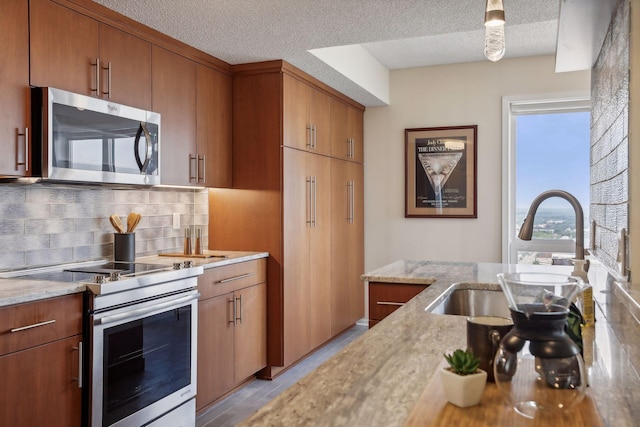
[{"xmin": 502, "ymin": 94, "xmax": 591, "ymax": 264}]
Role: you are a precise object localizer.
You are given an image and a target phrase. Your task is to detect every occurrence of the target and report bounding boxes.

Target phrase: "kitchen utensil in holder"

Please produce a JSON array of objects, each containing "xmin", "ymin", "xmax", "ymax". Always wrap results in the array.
[{"xmin": 114, "ymin": 233, "xmax": 135, "ymax": 262}]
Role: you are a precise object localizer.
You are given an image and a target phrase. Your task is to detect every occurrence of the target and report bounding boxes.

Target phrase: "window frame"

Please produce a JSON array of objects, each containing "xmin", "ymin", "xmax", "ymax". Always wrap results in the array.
[{"xmin": 501, "ymin": 92, "xmax": 591, "ymax": 264}]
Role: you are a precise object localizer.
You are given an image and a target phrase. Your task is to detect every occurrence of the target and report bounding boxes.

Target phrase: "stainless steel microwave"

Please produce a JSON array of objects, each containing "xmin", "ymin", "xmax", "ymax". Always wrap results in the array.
[{"xmin": 31, "ymin": 87, "xmax": 160, "ymax": 185}]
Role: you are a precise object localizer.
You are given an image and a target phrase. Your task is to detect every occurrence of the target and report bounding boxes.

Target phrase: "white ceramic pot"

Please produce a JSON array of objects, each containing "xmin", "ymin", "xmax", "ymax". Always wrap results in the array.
[{"xmin": 440, "ymin": 367, "xmax": 487, "ymax": 408}]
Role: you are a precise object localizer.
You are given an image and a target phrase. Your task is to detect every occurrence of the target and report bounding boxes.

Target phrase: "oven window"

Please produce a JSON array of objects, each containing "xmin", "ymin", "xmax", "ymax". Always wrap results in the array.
[{"xmin": 102, "ymin": 305, "xmax": 192, "ymax": 426}]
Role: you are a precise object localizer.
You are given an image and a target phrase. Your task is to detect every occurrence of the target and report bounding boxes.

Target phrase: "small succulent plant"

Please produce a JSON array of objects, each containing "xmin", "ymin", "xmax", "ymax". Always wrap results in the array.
[{"xmin": 444, "ymin": 349, "xmax": 480, "ymax": 376}]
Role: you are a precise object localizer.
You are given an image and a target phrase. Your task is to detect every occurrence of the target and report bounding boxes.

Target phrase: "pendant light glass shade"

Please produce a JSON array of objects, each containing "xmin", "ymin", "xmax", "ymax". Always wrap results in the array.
[{"xmin": 484, "ymin": 0, "xmax": 505, "ymax": 62}]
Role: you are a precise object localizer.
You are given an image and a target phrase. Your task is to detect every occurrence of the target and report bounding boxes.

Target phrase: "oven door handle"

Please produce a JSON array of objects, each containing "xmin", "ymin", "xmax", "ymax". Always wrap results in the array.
[{"xmin": 96, "ymin": 292, "xmax": 200, "ymax": 326}]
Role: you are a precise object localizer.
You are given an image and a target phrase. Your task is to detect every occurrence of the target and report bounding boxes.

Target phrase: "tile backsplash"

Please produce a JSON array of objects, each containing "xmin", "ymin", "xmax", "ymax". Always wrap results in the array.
[
  {"xmin": 590, "ymin": 0, "xmax": 629, "ymax": 274},
  {"xmin": 0, "ymin": 182, "xmax": 208, "ymax": 270}
]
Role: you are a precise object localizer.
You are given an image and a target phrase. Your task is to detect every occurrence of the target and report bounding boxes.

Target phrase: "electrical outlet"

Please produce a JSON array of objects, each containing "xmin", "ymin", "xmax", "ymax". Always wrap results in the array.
[{"xmin": 173, "ymin": 213, "xmax": 180, "ymax": 229}]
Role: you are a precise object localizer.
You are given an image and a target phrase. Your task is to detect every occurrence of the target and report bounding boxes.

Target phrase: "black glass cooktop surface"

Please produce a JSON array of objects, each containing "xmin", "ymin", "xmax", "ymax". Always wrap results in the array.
[
  {"xmin": 64, "ymin": 262, "xmax": 168, "ymax": 275},
  {"xmin": 14, "ymin": 262, "xmax": 169, "ymax": 283}
]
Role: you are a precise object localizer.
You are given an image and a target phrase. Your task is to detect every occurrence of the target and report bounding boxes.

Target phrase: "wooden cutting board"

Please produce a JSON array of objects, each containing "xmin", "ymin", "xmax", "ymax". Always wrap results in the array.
[{"xmin": 405, "ymin": 364, "xmax": 602, "ymax": 427}]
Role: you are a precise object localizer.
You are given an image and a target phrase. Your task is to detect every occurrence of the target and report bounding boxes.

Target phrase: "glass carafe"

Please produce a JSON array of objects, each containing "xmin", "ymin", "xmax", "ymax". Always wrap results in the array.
[{"xmin": 494, "ymin": 272, "xmax": 588, "ymax": 419}]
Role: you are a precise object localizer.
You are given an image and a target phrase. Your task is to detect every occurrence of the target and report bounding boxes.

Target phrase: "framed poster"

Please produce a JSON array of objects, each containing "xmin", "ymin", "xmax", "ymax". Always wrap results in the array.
[{"xmin": 405, "ymin": 125, "xmax": 477, "ymax": 218}]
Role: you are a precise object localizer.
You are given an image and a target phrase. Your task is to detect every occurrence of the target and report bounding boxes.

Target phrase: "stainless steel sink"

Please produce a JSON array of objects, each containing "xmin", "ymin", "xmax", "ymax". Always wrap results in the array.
[{"xmin": 425, "ymin": 283, "xmax": 511, "ymax": 317}]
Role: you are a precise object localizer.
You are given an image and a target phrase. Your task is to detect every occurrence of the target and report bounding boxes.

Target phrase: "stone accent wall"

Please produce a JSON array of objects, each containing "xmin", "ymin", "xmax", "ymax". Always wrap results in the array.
[
  {"xmin": 0, "ymin": 183, "xmax": 208, "ymax": 270},
  {"xmin": 590, "ymin": 0, "xmax": 630, "ymax": 273}
]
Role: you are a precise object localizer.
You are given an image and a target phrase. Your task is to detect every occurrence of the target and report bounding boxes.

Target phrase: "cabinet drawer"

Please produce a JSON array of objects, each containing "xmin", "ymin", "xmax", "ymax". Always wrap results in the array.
[
  {"xmin": 199, "ymin": 259, "xmax": 267, "ymax": 300},
  {"xmin": 0, "ymin": 294, "xmax": 83, "ymax": 355},
  {"xmin": 369, "ymin": 283, "xmax": 427, "ymax": 322}
]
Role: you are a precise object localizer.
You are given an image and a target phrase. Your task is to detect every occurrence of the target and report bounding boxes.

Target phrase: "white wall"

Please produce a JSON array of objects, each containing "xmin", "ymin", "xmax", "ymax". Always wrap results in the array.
[{"xmin": 363, "ymin": 55, "xmax": 590, "ymax": 272}]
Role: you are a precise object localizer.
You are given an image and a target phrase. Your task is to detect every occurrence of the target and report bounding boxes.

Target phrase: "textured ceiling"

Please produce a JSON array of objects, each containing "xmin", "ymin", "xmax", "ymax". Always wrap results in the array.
[{"xmin": 93, "ymin": 0, "xmax": 560, "ymax": 106}]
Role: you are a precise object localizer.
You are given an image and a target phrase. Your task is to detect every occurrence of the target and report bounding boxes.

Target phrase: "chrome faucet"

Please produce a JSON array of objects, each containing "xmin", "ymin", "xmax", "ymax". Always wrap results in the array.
[{"xmin": 518, "ymin": 190, "xmax": 585, "ymax": 260}]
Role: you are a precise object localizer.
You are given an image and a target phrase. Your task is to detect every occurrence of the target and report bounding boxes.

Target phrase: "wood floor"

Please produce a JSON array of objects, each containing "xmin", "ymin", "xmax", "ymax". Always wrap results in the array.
[{"xmin": 196, "ymin": 324, "xmax": 368, "ymax": 427}]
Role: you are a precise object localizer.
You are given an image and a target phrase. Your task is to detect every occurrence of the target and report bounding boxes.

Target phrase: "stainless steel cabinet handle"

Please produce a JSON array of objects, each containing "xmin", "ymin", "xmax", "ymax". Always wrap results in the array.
[
  {"xmin": 189, "ymin": 154, "xmax": 197, "ymax": 182},
  {"xmin": 306, "ymin": 176, "xmax": 313, "ymax": 226},
  {"xmin": 197, "ymin": 154, "xmax": 206, "ymax": 183},
  {"xmin": 16, "ymin": 127, "xmax": 29, "ymax": 172},
  {"xmin": 306, "ymin": 125, "xmax": 313, "ymax": 148},
  {"xmin": 312, "ymin": 176, "xmax": 317, "ymax": 227},
  {"xmin": 376, "ymin": 301, "xmax": 404, "ymax": 306},
  {"xmin": 312, "ymin": 125, "xmax": 317, "ymax": 149},
  {"xmin": 346, "ymin": 181, "xmax": 354, "ymax": 223},
  {"xmin": 10, "ymin": 319, "xmax": 56, "ymax": 333},
  {"xmin": 235, "ymin": 294, "xmax": 243, "ymax": 324},
  {"xmin": 305, "ymin": 124, "xmax": 317, "ymax": 150},
  {"xmin": 73, "ymin": 342, "xmax": 83, "ymax": 388},
  {"xmin": 350, "ymin": 180, "xmax": 355, "ymax": 224},
  {"xmin": 102, "ymin": 62, "xmax": 112, "ymax": 99},
  {"xmin": 91, "ymin": 58, "xmax": 100, "ymax": 95},
  {"xmin": 229, "ymin": 298, "xmax": 236, "ymax": 325},
  {"xmin": 346, "ymin": 182, "xmax": 351, "ymax": 221},
  {"xmin": 216, "ymin": 272, "xmax": 255, "ymax": 284}
]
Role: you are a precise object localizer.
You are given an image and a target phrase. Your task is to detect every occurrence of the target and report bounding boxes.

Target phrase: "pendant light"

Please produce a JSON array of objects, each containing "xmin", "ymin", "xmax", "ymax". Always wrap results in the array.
[{"xmin": 484, "ymin": 0, "xmax": 506, "ymax": 61}]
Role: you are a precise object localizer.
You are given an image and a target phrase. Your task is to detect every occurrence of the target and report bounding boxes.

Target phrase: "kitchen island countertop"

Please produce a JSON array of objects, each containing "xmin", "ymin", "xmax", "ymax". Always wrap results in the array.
[
  {"xmin": 240, "ymin": 259, "xmax": 639, "ymax": 427},
  {"xmin": 0, "ymin": 250, "xmax": 268, "ymax": 307}
]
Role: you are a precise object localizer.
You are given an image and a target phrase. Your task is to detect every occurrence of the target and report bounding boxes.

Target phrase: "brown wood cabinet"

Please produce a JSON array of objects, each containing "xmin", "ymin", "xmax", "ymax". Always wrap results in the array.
[
  {"xmin": 152, "ymin": 50, "xmax": 234, "ymax": 187},
  {"xmin": 96, "ymin": 24, "xmax": 152, "ymax": 109},
  {"xmin": 368, "ymin": 282, "xmax": 428, "ymax": 328},
  {"xmin": 0, "ymin": 294, "xmax": 83, "ymax": 426},
  {"xmin": 282, "ymin": 147, "xmax": 332, "ymax": 365},
  {"xmin": 152, "ymin": 45, "xmax": 198, "ymax": 186},
  {"xmin": 196, "ymin": 64, "xmax": 233, "ymax": 188},
  {"xmin": 30, "ymin": 0, "xmax": 152, "ymax": 110},
  {"xmin": 209, "ymin": 60, "xmax": 364, "ymax": 377},
  {"xmin": 28, "ymin": 0, "xmax": 233, "ymax": 188},
  {"xmin": 196, "ymin": 259, "xmax": 267, "ymax": 413},
  {"xmin": 331, "ymin": 159, "xmax": 365, "ymax": 335},
  {"xmin": 283, "ymin": 74, "xmax": 332, "ymax": 156},
  {"xmin": 330, "ymin": 99, "xmax": 364, "ymax": 163},
  {"xmin": 0, "ymin": 0, "xmax": 30, "ymax": 177}
]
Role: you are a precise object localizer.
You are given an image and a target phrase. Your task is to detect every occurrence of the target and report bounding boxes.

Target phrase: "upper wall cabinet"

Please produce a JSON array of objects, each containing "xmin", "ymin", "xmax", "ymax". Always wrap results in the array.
[
  {"xmin": 152, "ymin": 46, "xmax": 197, "ymax": 186},
  {"xmin": 29, "ymin": 0, "xmax": 232, "ymax": 188},
  {"xmin": 96, "ymin": 25, "xmax": 152, "ymax": 110},
  {"xmin": 0, "ymin": 0, "xmax": 30, "ymax": 176},
  {"xmin": 197, "ymin": 65, "xmax": 233, "ymax": 188},
  {"xmin": 153, "ymin": 60, "xmax": 233, "ymax": 187},
  {"xmin": 283, "ymin": 74, "xmax": 331, "ymax": 156},
  {"xmin": 30, "ymin": 0, "xmax": 152, "ymax": 110},
  {"xmin": 330, "ymin": 99, "xmax": 364, "ymax": 163}
]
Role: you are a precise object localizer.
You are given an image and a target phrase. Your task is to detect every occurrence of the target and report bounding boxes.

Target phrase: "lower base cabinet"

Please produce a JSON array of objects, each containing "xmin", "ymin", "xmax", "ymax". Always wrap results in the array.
[
  {"xmin": 0, "ymin": 336, "xmax": 82, "ymax": 426},
  {"xmin": 368, "ymin": 282, "xmax": 428, "ymax": 328},
  {"xmin": 0, "ymin": 294, "xmax": 83, "ymax": 426},
  {"xmin": 196, "ymin": 259, "xmax": 267, "ymax": 412}
]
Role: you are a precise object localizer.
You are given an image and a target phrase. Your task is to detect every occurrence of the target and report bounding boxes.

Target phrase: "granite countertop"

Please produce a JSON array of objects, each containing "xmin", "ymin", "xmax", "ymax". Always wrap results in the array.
[
  {"xmin": 0, "ymin": 250, "xmax": 268, "ymax": 307},
  {"xmin": 241, "ymin": 259, "xmax": 639, "ymax": 427}
]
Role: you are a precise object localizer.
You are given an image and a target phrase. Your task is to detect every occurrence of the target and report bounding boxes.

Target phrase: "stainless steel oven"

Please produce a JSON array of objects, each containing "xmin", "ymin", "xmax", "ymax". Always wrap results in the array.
[
  {"xmin": 5, "ymin": 260, "xmax": 203, "ymax": 427},
  {"xmin": 84, "ymin": 262, "xmax": 202, "ymax": 427}
]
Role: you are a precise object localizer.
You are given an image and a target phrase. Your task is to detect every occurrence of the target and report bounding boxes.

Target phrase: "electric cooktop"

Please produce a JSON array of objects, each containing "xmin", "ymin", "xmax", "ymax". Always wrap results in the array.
[{"xmin": 12, "ymin": 262, "xmax": 169, "ymax": 283}]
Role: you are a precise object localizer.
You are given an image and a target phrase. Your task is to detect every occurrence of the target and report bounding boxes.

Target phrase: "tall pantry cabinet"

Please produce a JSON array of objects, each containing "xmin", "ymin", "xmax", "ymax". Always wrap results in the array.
[{"xmin": 209, "ymin": 61, "xmax": 364, "ymax": 376}]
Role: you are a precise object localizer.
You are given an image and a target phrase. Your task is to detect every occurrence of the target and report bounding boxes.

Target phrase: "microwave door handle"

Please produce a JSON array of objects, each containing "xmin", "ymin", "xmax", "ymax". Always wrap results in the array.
[{"xmin": 134, "ymin": 123, "xmax": 152, "ymax": 173}]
